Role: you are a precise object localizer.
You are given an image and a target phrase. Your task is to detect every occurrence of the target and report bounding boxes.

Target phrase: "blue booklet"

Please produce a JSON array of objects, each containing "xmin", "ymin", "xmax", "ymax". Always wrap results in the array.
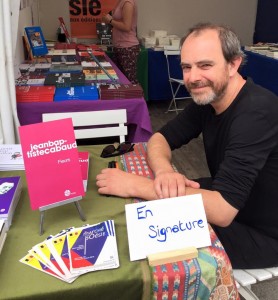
[
  {"xmin": 25, "ymin": 26, "xmax": 48, "ymax": 57},
  {"xmin": 54, "ymin": 86, "xmax": 99, "ymax": 101}
]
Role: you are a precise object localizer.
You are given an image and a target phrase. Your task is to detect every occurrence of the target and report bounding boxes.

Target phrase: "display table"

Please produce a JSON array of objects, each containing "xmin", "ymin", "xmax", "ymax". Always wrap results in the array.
[
  {"xmin": 16, "ymin": 55, "xmax": 153, "ymax": 143},
  {"xmin": 0, "ymin": 144, "xmax": 239, "ymax": 300},
  {"xmin": 240, "ymin": 50, "xmax": 278, "ymax": 95}
]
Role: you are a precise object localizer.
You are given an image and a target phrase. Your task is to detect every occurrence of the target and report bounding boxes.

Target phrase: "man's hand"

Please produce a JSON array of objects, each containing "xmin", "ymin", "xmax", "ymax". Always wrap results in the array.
[
  {"xmin": 96, "ymin": 168, "xmax": 158, "ymax": 200},
  {"xmin": 154, "ymin": 171, "xmax": 200, "ymax": 199}
]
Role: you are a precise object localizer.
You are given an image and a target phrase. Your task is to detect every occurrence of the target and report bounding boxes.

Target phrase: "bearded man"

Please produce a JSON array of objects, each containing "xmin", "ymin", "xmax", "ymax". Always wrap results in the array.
[{"xmin": 96, "ymin": 23, "xmax": 278, "ymax": 269}]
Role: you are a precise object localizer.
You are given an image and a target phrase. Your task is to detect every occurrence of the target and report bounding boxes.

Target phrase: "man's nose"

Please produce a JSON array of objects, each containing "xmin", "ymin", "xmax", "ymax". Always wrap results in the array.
[{"xmin": 186, "ymin": 67, "xmax": 201, "ymax": 83}]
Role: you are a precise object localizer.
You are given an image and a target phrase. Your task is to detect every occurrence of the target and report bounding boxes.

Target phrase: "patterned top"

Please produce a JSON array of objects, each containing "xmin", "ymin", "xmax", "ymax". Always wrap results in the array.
[{"xmin": 122, "ymin": 143, "xmax": 239, "ymax": 300}]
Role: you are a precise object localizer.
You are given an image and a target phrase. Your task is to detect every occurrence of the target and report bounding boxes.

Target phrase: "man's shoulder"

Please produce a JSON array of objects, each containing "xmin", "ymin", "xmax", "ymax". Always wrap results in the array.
[{"xmin": 245, "ymin": 78, "xmax": 278, "ymax": 100}]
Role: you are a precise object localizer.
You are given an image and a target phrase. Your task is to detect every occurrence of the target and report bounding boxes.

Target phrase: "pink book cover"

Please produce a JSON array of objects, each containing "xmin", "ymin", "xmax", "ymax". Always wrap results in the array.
[
  {"xmin": 78, "ymin": 152, "xmax": 89, "ymax": 191},
  {"xmin": 19, "ymin": 118, "xmax": 84, "ymax": 210}
]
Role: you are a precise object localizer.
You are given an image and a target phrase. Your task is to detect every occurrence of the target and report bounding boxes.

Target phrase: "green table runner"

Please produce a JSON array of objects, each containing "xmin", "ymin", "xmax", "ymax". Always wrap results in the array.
[{"xmin": 0, "ymin": 145, "xmax": 151, "ymax": 300}]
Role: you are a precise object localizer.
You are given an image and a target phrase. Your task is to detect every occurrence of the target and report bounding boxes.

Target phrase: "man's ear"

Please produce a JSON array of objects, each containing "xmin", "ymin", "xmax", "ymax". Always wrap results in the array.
[{"xmin": 229, "ymin": 56, "xmax": 242, "ymax": 76}]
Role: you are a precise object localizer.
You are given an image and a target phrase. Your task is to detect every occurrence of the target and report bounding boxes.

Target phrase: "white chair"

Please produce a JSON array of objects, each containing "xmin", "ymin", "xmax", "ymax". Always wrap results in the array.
[
  {"xmin": 164, "ymin": 49, "xmax": 191, "ymax": 114},
  {"xmin": 42, "ymin": 109, "xmax": 127, "ymax": 143},
  {"xmin": 233, "ymin": 267, "xmax": 278, "ymax": 300}
]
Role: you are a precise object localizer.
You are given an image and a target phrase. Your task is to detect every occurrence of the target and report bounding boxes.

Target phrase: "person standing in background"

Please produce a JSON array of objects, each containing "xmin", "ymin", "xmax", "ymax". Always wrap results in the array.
[{"xmin": 102, "ymin": 0, "xmax": 140, "ymax": 84}]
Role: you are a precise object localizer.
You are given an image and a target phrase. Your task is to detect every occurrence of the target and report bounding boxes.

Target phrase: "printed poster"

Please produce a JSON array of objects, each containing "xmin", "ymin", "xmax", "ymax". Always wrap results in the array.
[{"xmin": 69, "ymin": 0, "xmax": 117, "ymax": 38}]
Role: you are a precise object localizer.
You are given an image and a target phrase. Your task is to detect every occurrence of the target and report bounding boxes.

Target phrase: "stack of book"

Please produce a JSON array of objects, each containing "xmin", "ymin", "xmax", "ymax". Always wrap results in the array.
[
  {"xmin": 0, "ymin": 176, "xmax": 22, "ymax": 230},
  {"xmin": 48, "ymin": 49, "xmax": 77, "ymax": 56},
  {"xmin": 51, "ymin": 55, "xmax": 79, "ymax": 64},
  {"xmin": 83, "ymin": 68, "xmax": 97, "ymax": 81},
  {"xmin": 265, "ymin": 47, "xmax": 278, "ymax": 59},
  {"xmin": 96, "ymin": 67, "xmax": 118, "ymax": 81},
  {"xmin": 99, "ymin": 83, "xmax": 144, "ymax": 100},
  {"xmin": 20, "ymin": 220, "xmax": 119, "ymax": 283},
  {"xmin": 0, "ymin": 219, "xmax": 7, "ymax": 254},
  {"xmin": 54, "ymin": 86, "xmax": 98, "ymax": 101},
  {"xmin": 16, "ymin": 85, "xmax": 55, "ymax": 102},
  {"xmin": 15, "ymin": 74, "xmax": 46, "ymax": 86},
  {"xmin": 48, "ymin": 49, "xmax": 78, "ymax": 65},
  {"xmin": 44, "ymin": 72, "xmax": 85, "ymax": 87},
  {"xmin": 19, "ymin": 63, "xmax": 51, "ymax": 75},
  {"xmin": 15, "ymin": 75, "xmax": 30, "ymax": 86},
  {"xmin": 0, "ymin": 144, "xmax": 25, "ymax": 170},
  {"xmin": 48, "ymin": 64, "xmax": 83, "ymax": 73}
]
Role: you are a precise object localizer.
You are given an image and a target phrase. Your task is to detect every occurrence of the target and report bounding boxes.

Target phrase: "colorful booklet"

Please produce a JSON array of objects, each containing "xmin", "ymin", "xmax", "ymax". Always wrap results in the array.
[
  {"xmin": 0, "ymin": 176, "xmax": 22, "ymax": 229},
  {"xmin": 20, "ymin": 251, "xmax": 68, "ymax": 282},
  {"xmin": 46, "ymin": 231, "xmax": 79, "ymax": 280},
  {"xmin": 32, "ymin": 240, "xmax": 76, "ymax": 283},
  {"xmin": 67, "ymin": 220, "xmax": 119, "ymax": 274},
  {"xmin": 19, "ymin": 220, "xmax": 119, "ymax": 282},
  {"xmin": 19, "ymin": 118, "xmax": 84, "ymax": 210}
]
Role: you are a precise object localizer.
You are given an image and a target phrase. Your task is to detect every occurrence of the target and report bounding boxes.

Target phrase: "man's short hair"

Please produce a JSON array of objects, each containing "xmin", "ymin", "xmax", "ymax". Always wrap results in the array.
[{"xmin": 180, "ymin": 22, "xmax": 246, "ymax": 66}]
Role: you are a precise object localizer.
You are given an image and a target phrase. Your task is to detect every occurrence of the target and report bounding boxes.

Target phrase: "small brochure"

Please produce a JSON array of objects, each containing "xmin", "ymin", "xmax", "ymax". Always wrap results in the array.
[
  {"xmin": 0, "ymin": 144, "xmax": 24, "ymax": 171},
  {"xmin": 19, "ymin": 220, "xmax": 119, "ymax": 282},
  {"xmin": 19, "ymin": 118, "xmax": 84, "ymax": 210},
  {"xmin": 67, "ymin": 220, "xmax": 119, "ymax": 274}
]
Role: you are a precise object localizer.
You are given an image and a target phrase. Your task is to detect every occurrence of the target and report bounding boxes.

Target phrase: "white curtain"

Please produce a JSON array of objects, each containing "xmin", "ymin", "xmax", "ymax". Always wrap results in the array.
[{"xmin": 0, "ymin": 0, "xmax": 20, "ymax": 144}]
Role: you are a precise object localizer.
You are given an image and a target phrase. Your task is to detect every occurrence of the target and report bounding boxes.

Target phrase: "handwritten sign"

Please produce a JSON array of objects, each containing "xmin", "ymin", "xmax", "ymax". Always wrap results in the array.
[{"xmin": 125, "ymin": 194, "xmax": 211, "ymax": 261}]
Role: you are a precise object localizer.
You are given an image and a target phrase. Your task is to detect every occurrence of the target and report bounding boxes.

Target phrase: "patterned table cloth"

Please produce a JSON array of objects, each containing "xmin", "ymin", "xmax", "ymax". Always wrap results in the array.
[{"xmin": 122, "ymin": 143, "xmax": 239, "ymax": 300}]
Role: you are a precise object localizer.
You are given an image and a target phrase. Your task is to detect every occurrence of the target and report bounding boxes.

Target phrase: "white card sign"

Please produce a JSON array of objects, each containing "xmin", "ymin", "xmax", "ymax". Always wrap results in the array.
[{"xmin": 125, "ymin": 194, "xmax": 211, "ymax": 261}]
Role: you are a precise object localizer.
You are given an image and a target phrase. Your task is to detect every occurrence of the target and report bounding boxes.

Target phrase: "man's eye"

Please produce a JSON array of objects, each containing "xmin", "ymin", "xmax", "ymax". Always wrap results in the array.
[
  {"xmin": 182, "ymin": 66, "xmax": 191, "ymax": 71},
  {"xmin": 200, "ymin": 64, "xmax": 212, "ymax": 69}
]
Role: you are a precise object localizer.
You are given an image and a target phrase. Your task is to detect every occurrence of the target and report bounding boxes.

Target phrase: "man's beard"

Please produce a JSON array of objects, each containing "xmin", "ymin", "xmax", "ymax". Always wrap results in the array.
[{"xmin": 186, "ymin": 78, "xmax": 228, "ymax": 106}]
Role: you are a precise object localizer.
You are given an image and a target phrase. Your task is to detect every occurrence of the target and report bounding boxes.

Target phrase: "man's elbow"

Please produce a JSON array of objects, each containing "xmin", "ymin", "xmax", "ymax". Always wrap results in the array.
[
  {"xmin": 214, "ymin": 217, "xmax": 233, "ymax": 227},
  {"xmin": 212, "ymin": 210, "xmax": 237, "ymax": 227}
]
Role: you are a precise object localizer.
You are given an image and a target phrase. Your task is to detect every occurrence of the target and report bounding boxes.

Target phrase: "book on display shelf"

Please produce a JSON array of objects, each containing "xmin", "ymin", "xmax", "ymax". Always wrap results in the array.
[
  {"xmin": 0, "ymin": 176, "xmax": 22, "ymax": 230},
  {"xmin": 50, "ymin": 55, "xmax": 79, "ymax": 65},
  {"xmin": 19, "ymin": 118, "xmax": 84, "ymax": 210},
  {"xmin": 83, "ymin": 68, "xmax": 97, "ymax": 81},
  {"xmin": 44, "ymin": 73, "xmax": 85, "ymax": 88},
  {"xmin": 54, "ymin": 86, "xmax": 98, "ymax": 101},
  {"xmin": 48, "ymin": 64, "xmax": 83, "ymax": 74},
  {"xmin": 24, "ymin": 26, "xmax": 48, "ymax": 57},
  {"xmin": 19, "ymin": 63, "xmax": 51, "ymax": 75},
  {"xmin": 48, "ymin": 49, "xmax": 76, "ymax": 56},
  {"xmin": 99, "ymin": 83, "xmax": 144, "ymax": 100},
  {"xmin": 26, "ymin": 78, "xmax": 46, "ymax": 86},
  {"xmin": 16, "ymin": 85, "xmax": 55, "ymax": 103}
]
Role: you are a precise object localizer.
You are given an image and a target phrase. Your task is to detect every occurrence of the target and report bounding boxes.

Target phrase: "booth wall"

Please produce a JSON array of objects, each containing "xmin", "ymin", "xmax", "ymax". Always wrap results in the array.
[{"xmin": 37, "ymin": 0, "xmax": 258, "ymax": 46}]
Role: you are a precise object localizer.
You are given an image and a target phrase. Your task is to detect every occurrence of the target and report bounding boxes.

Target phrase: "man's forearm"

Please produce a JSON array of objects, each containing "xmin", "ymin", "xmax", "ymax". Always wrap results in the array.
[
  {"xmin": 147, "ymin": 133, "xmax": 174, "ymax": 175},
  {"xmin": 185, "ymin": 187, "xmax": 238, "ymax": 227}
]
